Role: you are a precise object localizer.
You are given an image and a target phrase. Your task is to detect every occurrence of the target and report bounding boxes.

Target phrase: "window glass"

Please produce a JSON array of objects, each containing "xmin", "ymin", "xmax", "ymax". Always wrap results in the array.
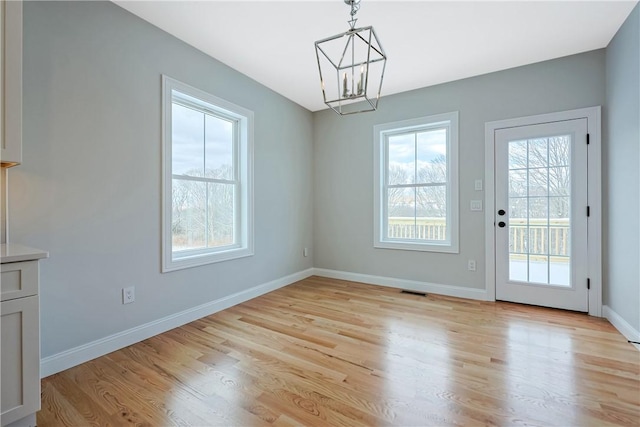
[
  {"xmin": 162, "ymin": 76, "xmax": 253, "ymax": 272},
  {"xmin": 374, "ymin": 112, "xmax": 459, "ymax": 253}
]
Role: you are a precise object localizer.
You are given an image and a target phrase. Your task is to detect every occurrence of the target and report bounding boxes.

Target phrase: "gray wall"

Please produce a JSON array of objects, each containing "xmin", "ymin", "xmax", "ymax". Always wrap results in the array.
[
  {"xmin": 11, "ymin": 1, "xmax": 314, "ymax": 358},
  {"xmin": 605, "ymin": 3, "xmax": 640, "ymax": 332},
  {"xmin": 313, "ymin": 51, "xmax": 606, "ymax": 290},
  {"xmin": 12, "ymin": 1, "xmax": 637, "ymax": 361}
]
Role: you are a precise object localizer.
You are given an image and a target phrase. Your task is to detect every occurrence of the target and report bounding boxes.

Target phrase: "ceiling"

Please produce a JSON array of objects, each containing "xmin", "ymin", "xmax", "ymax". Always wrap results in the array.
[{"xmin": 114, "ymin": 1, "xmax": 638, "ymax": 112}]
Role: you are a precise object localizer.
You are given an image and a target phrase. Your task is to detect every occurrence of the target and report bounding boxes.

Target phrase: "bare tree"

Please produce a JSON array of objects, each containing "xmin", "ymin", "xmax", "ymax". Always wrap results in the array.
[
  {"xmin": 172, "ymin": 164, "xmax": 236, "ymax": 249},
  {"xmin": 387, "ymin": 164, "xmax": 410, "ymax": 216},
  {"xmin": 206, "ymin": 164, "xmax": 235, "ymax": 246},
  {"xmin": 508, "ymin": 137, "xmax": 570, "ymax": 218},
  {"xmin": 172, "ymin": 180, "xmax": 189, "ymax": 236},
  {"xmin": 417, "ymin": 155, "xmax": 447, "ymax": 217},
  {"xmin": 171, "ymin": 177, "xmax": 206, "ymax": 248}
]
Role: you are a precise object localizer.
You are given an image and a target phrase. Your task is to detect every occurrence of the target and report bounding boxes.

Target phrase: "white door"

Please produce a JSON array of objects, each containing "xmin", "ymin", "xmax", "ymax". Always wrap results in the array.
[{"xmin": 495, "ymin": 119, "xmax": 589, "ymax": 311}]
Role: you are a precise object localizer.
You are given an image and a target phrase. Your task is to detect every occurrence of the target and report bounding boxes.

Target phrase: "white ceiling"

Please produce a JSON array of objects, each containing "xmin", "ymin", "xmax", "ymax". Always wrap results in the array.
[{"xmin": 114, "ymin": 1, "xmax": 638, "ymax": 112}]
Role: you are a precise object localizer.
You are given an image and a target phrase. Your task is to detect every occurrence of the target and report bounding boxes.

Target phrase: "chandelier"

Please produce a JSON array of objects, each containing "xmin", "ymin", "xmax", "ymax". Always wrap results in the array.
[{"xmin": 314, "ymin": 0, "xmax": 387, "ymax": 115}]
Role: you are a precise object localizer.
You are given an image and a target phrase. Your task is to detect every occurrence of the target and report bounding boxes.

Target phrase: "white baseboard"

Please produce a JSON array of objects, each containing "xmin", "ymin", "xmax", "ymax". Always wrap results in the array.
[
  {"xmin": 40, "ymin": 268, "xmax": 314, "ymax": 378},
  {"xmin": 312, "ymin": 268, "xmax": 488, "ymax": 301},
  {"xmin": 4, "ymin": 413, "xmax": 36, "ymax": 427},
  {"xmin": 603, "ymin": 305, "xmax": 640, "ymax": 344}
]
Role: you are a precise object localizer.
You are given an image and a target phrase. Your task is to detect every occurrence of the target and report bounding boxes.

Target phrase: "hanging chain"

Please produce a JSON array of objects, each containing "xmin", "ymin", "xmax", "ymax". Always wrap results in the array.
[
  {"xmin": 346, "ymin": 0, "xmax": 360, "ymax": 29},
  {"xmin": 349, "ymin": 0, "xmax": 360, "ymax": 17}
]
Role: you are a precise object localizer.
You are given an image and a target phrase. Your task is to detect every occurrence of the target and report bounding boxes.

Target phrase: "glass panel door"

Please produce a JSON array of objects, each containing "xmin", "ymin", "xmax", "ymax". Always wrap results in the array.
[
  {"xmin": 507, "ymin": 136, "xmax": 571, "ymax": 286},
  {"xmin": 495, "ymin": 119, "xmax": 588, "ymax": 312}
]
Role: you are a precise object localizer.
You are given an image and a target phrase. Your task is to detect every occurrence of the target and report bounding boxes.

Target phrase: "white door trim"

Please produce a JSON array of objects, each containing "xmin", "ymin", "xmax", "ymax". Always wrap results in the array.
[{"xmin": 484, "ymin": 106, "xmax": 602, "ymax": 316}]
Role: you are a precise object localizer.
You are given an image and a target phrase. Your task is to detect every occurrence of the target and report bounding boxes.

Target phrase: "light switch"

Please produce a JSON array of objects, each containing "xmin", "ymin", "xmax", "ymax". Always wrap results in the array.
[
  {"xmin": 470, "ymin": 200, "xmax": 483, "ymax": 211},
  {"xmin": 474, "ymin": 179, "xmax": 483, "ymax": 191}
]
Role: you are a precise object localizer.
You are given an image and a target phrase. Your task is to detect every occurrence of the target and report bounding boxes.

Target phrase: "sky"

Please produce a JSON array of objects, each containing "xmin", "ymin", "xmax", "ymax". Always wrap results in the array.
[
  {"xmin": 387, "ymin": 127, "xmax": 447, "ymax": 183},
  {"xmin": 172, "ymin": 103, "xmax": 447, "ymax": 183},
  {"xmin": 172, "ymin": 103, "xmax": 234, "ymax": 178}
]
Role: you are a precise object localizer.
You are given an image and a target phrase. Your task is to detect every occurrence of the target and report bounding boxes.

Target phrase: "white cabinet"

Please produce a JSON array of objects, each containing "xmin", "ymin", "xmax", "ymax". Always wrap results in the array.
[
  {"xmin": 1, "ymin": 295, "xmax": 39, "ymax": 426},
  {"xmin": 1, "ymin": 245, "xmax": 46, "ymax": 427},
  {"xmin": 1, "ymin": 261, "xmax": 38, "ymax": 302},
  {"xmin": 0, "ymin": 0, "xmax": 23, "ymax": 167}
]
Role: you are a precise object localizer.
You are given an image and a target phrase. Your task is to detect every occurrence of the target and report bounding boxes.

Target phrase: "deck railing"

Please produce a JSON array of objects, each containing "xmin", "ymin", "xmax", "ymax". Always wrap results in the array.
[
  {"xmin": 388, "ymin": 217, "xmax": 570, "ymax": 256},
  {"xmin": 508, "ymin": 218, "xmax": 569, "ymax": 256},
  {"xmin": 387, "ymin": 217, "xmax": 447, "ymax": 240}
]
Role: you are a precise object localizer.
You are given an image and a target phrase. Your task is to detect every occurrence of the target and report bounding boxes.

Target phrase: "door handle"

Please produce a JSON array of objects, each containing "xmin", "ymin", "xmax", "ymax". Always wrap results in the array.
[
  {"xmin": 498, "ymin": 221, "xmax": 506, "ymax": 228},
  {"xmin": 498, "ymin": 209, "xmax": 506, "ymax": 216}
]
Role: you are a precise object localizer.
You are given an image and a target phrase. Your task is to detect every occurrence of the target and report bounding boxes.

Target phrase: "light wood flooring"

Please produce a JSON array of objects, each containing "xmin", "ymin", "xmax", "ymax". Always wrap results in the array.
[{"xmin": 38, "ymin": 276, "xmax": 640, "ymax": 426}]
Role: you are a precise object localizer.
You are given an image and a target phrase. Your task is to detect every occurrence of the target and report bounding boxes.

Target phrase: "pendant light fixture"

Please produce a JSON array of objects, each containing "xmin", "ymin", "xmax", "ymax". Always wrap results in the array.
[{"xmin": 314, "ymin": 0, "xmax": 387, "ymax": 115}]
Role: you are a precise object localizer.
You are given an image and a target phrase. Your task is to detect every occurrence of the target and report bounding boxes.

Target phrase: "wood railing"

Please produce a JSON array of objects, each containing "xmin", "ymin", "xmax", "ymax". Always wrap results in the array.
[
  {"xmin": 509, "ymin": 218, "xmax": 569, "ymax": 256},
  {"xmin": 388, "ymin": 217, "xmax": 570, "ymax": 256},
  {"xmin": 388, "ymin": 217, "xmax": 447, "ymax": 240}
]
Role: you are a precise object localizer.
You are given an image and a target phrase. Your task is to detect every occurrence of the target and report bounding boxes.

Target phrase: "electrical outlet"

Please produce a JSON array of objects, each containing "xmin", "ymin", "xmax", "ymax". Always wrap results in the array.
[
  {"xmin": 468, "ymin": 260, "xmax": 476, "ymax": 271},
  {"xmin": 122, "ymin": 286, "xmax": 135, "ymax": 304},
  {"xmin": 303, "ymin": 248, "xmax": 309, "ymax": 257}
]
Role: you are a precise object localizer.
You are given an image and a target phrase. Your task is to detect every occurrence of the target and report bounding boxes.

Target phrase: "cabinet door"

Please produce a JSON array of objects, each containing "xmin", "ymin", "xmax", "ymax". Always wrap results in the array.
[
  {"xmin": 1, "ymin": 0, "xmax": 23, "ymax": 166},
  {"xmin": 1, "ymin": 296, "xmax": 40, "ymax": 427}
]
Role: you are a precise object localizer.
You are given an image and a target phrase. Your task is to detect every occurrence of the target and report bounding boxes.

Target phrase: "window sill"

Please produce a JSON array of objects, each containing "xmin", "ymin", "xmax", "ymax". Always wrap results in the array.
[
  {"xmin": 374, "ymin": 240, "xmax": 459, "ymax": 254},
  {"xmin": 162, "ymin": 247, "xmax": 254, "ymax": 273}
]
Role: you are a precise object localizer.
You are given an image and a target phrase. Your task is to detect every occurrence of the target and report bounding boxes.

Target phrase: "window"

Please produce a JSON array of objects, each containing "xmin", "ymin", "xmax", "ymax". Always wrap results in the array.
[
  {"xmin": 162, "ymin": 76, "xmax": 253, "ymax": 272},
  {"xmin": 374, "ymin": 112, "xmax": 459, "ymax": 253}
]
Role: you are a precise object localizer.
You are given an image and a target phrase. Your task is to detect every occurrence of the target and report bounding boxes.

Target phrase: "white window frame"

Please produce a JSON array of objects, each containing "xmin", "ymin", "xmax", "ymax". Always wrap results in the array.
[
  {"xmin": 373, "ymin": 112, "xmax": 459, "ymax": 253},
  {"xmin": 161, "ymin": 76, "xmax": 254, "ymax": 272}
]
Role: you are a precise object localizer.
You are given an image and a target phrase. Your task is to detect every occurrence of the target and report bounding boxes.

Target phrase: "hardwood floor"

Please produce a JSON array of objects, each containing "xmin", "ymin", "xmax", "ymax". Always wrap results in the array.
[{"xmin": 38, "ymin": 276, "xmax": 639, "ymax": 426}]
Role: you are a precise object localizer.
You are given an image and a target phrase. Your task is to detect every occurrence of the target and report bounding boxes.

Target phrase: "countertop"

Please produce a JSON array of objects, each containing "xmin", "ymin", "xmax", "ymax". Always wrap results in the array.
[{"xmin": 1, "ymin": 243, "xmax": 49, "ymax": 264}]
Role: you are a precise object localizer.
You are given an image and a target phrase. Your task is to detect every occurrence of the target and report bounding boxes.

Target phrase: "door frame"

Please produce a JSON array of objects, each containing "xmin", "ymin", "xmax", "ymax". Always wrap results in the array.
[{"xmin": 484, "ymin": 106, "xmax": 602, "ymax": 316}]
